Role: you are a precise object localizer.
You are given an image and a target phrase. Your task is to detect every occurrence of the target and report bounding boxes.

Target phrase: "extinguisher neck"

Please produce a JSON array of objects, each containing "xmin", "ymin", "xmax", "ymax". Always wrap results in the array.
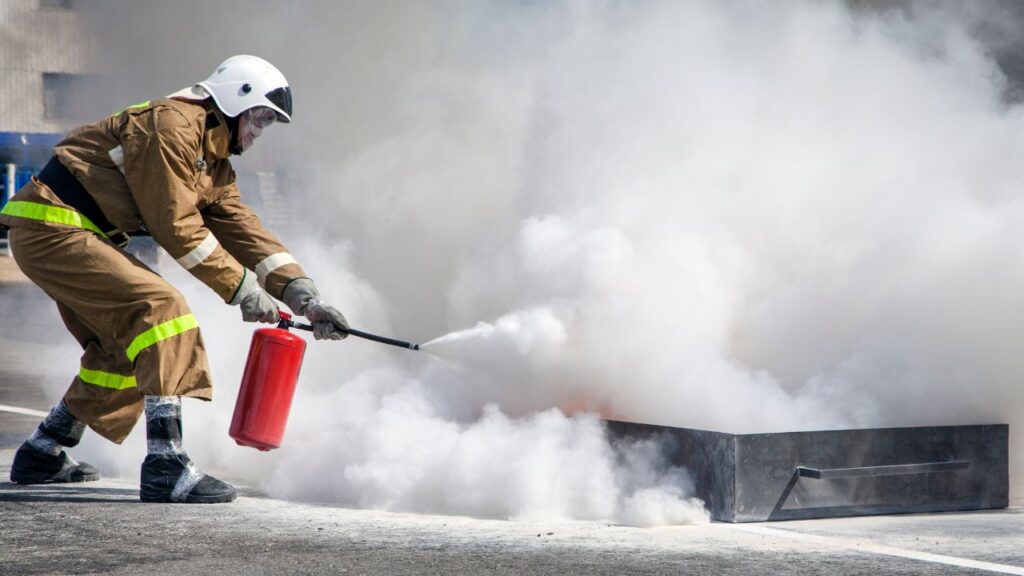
[{"xmin": 277, "ymin": 309, "xmax": 293, "ymax": 330}]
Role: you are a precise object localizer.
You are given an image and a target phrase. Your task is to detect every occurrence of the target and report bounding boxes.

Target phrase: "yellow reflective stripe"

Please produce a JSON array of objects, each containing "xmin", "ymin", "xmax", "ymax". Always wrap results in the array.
[
  {"xmin": 112, "ymin": 100, "xmax": 151, "ymax": 116},
  {"xmin": 0, "ymin": 201, "xmax": 106, "ymax": 236},
  {"xmin": 126, "ymin": 314, "xmax": 199, "ymax": 362},
  {"xmin": 79, "ymin": 367, "xmax": 137, "ymax": 390}
]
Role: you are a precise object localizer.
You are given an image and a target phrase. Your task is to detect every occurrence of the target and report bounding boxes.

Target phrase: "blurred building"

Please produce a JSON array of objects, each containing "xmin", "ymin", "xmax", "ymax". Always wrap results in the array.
[{"xmin": 0, "ymin": 0, "xmax": 95, "ymax": 253}]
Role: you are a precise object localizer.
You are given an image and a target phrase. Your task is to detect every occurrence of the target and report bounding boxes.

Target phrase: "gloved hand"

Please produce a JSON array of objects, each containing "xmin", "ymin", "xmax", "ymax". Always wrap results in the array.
[
  {"xmin": 283, "ymin": 278, "xmax": 349, "ymax": 340},
  {"xmin": 240, "ymin": 288, "xmax": 279, "ymax": 323},
  {"xmin": 231, "ymin": 270, "xmax": 280, "ymax": 323},
  {"xmin": 304, "ymin": 299, "xmax": 350, "ymax": 340}
]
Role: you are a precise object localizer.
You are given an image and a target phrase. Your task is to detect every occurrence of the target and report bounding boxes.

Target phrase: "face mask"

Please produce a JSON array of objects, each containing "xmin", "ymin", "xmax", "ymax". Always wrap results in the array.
[{"xmin": 235, "ymin": 106, "xmax": 277, "ymax": 153}]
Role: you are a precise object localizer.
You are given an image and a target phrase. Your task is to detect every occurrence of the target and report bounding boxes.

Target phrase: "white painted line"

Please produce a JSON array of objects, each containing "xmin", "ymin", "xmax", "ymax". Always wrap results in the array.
[
  {"xmin": 728, "ymin": 524, "xmax": 1024, "ymax": 576},
  {"xmin": 0, "ymin": 404, "xmax": 48, "ymax": 418}
]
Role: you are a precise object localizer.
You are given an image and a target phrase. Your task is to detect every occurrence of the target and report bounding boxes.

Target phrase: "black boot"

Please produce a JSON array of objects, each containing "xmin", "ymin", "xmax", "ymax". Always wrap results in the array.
[
  {"xmin": 9, "ymin": 399, "xmax": 99, "ymax": 485},
  {"xmin": 140, "ymin": 453, "xmax": 237, "ymax": 503},
  {"xmin": 10, "ymin": 444, "xmax": 100, "ymax": 484},
  {"xmin": 139, "ymin": 396, "xmax": 236, "ymax": 504}
]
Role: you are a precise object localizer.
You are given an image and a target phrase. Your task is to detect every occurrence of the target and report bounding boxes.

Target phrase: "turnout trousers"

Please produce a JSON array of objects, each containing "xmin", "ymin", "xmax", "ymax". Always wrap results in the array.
[{"xmin": 8, "ymin": 221, "xmax": 213, "ymax": 443}]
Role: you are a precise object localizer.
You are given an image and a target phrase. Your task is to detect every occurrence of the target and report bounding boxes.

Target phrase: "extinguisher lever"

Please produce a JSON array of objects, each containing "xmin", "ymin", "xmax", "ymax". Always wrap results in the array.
[
  {"xmin": 277, "ymin": 310, "xmax": 313, "ymax": 331},
  {"xmin": 283, "ymin": 319, "xmax": 315, "ymax": 331}
]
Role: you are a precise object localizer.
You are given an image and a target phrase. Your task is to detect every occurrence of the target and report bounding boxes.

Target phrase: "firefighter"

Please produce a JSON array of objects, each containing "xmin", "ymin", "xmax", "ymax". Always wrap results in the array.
[{"xmin": 1, "ymin": 55, "xmax": 347, "ymax": 503}]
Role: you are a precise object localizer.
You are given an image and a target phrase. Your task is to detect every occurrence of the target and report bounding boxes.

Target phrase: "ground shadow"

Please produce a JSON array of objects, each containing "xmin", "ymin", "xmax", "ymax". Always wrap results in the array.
[{"xmin": 0, "ymin": 481, "xmax": 138, "ymax": 503}]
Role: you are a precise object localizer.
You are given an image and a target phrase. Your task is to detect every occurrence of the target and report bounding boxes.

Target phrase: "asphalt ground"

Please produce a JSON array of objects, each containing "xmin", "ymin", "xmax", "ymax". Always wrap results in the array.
[{"xmin": 1, "ymin": 278, "xmax": 1023, "ymax": 575}]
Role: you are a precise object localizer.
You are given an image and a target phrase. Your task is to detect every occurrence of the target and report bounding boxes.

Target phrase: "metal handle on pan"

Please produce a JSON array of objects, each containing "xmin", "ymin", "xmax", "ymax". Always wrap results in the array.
[{"xmin": 795, "ymin": 460, "xmax": 969, "ymax": 480}]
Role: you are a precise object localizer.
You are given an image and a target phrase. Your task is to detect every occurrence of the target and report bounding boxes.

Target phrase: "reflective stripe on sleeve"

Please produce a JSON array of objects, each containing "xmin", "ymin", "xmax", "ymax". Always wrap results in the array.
[
  {"xmin": 0, "ymin": 201, "xmax": 106, "ymax": 236},
  {"xmin": 255, "ymin": 252, "xmax": 298, "ymax": 287},
  {"xmin": 126, "ymin": 314, "xmax": 199, "ymax": 362},
  {"xmin": 175, "ymin": 233, "xmax": 220, "ymax": 270},
  {"xmin": 79, "ymin": 367, "xmax": 137, "ymax": 390}
]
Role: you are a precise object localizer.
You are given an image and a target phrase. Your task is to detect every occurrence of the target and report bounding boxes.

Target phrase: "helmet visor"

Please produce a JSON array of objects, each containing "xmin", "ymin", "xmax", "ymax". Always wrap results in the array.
[
  {"xmin": 235, "ymin": 106, "xmax": 277, "ymax": 153},
  {"xmin": 248, "ymin": 106, "xmax": 278, "ymax": 129},
  {"xmin": 265, "ymin": 86, "xmax": 292, "ymax": 122}
]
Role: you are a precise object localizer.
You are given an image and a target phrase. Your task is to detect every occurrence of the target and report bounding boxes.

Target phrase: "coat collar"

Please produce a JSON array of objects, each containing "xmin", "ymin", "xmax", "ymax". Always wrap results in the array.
[{"xmin": 203, "ymin": 104, "xmax": 232, "ymax": 161}]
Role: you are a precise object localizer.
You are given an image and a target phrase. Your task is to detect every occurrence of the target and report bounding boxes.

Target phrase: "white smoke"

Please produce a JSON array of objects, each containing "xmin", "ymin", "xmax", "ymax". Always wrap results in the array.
[{"xmin": 23, "ymin": 0, "xmax": 1024, "ymax": 525}]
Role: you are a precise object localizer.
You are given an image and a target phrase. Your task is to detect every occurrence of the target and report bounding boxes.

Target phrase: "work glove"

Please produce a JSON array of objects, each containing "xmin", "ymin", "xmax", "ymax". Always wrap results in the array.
[
  {"xmin": 231, "ymin": 270, "xmax": 280, "ymax": 323},
  {"xmin": 282, "ymin": 278, "xmax": 349, "ymax": 340}
]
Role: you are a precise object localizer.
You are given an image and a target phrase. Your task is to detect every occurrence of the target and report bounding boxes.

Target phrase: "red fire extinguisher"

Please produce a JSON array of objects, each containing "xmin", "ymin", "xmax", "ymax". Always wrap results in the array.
[
  {"xmin": 230, "ymin": 309, "xmax": 419, "ymax": 451},
  {"xmin": 229, "ymin": 311, "xmax": 307, "ymax": 451}
]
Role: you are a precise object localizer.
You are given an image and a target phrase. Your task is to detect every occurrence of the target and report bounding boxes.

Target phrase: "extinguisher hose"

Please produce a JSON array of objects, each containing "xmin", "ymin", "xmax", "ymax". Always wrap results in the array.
[{"xmin": 281, "ymin": 316, "xmax": 420, "ymax": 350}]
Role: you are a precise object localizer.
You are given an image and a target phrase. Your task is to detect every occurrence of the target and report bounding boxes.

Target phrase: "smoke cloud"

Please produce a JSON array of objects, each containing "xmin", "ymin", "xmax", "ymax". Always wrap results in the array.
[{"xmin": 15, "ymin": 0, "xmax": 1024, "ymax": 524}]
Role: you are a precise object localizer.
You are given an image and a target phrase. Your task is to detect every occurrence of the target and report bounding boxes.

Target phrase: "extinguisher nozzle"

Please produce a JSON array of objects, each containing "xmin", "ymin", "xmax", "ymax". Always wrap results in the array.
[
  {"xmin": 276, "ymin": 310, "xmax": 420, "ymax": 351},
  {"xmin": 342, "ymin": 327, "xmax": 419, "ymax": 351}
]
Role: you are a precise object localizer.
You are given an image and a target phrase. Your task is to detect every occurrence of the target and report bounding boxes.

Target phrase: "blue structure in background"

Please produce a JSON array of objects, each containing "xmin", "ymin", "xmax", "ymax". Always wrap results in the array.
[
  {"xmin": 0, "ymin": 131, "xmax": 63, "ymax": 213},
  {"xmin": 0, "ymin": 131, "xmax": 63, "ymax": 152}
]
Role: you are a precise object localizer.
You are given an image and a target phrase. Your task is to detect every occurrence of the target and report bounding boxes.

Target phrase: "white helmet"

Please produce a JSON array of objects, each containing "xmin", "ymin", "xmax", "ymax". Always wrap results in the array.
[{"xmin": 168, "ymin": 55, "xmax": 292, "ymax": 122}]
